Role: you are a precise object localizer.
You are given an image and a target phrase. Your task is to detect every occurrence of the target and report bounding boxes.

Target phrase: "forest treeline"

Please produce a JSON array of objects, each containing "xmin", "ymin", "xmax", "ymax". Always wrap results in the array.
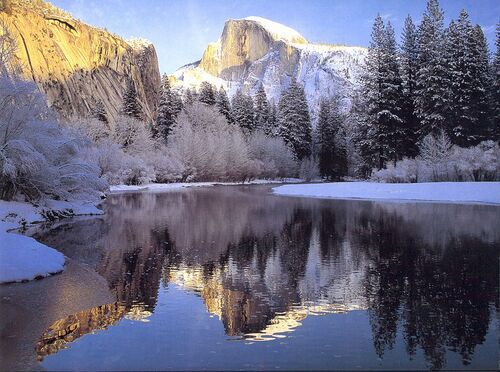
[{"xmin": 1, "ymin": 0, "xmax": 499, "ymax": 203}]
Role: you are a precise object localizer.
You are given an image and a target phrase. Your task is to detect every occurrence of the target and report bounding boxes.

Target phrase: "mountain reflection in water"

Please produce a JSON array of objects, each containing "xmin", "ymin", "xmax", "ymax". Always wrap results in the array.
[{"xmin": 32, "ymin": 186, "xmax": 499, "ymax": 370}]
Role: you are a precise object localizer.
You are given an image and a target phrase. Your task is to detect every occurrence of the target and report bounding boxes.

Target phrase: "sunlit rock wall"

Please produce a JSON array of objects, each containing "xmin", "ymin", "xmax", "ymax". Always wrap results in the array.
[{"xmin": 0, "ymin": 0, "xmax": 161, "ymax": 122}]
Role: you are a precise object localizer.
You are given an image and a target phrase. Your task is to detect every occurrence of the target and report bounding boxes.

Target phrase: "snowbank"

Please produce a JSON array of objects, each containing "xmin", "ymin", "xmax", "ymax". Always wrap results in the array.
[
  {"xmin": 110, "ymin": 179, "xmax": 303, "ymax": 193},
  {"xmin": 0, "ymin": 230, "xmax": 65, "ymax": 283},
  {"xmin": 0, "ymin": 199, "xmax": 104, "ymax": 284},
  {"xmin": 273, "ymin": 182, "xmax": 500, "ymax": 205}
]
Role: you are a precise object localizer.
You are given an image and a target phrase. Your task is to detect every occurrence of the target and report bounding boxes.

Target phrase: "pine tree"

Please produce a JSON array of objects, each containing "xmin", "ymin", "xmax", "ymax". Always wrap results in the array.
[
  {"xmin": 400, "ymin": 15, "xmax": 419, "ymax": 157},
  {"xmin": 469, "ymin": 24, "xmax": 491, "ymax": 142},
  {"xmin": 231, "ymin": 89, "xmax": 255, "ymax": 132},
  {"xmin": 415, "ymin": 0, "xmax": 449, "ymax": 138},
  {"xmin": 184, "ymin": 88, "xmax": 196, "ymax": 105},
  {"xmin": 91, "ymin": 99, "xmax": 108, "ymax": 124},
  {"xmin": 266, "ymin": 100, "xmax": 278, "ymax": 136},
  {"xmin": 121, "ymin": 78, "xmax": 142, "ymax": 119},
  {"xmin": 199, "ymin": 81, "xmax": 216, "ymax": 105},
  {"xmin": 445, "ymin": 11, "xmax": 490, "ymax": 146},
  {"xmin": 380, "ymin": 21, "xmax": 404, "ymax": 163},
  {"xmin": 317, "ymin": 97, "xmax": 348, "ymax": 180},
  {"xmin": 277, "ymin": 79, "xmax": 312, "ymax": 160},
  {"xmin": 360, "ymin": 16, "xmax": 404, "ymax": 169},
  {"xmin": 155, "ymin": 74, "xmax": 177, "ymax": 143},
  {"xmin": 493, "ymin": 22, "xmax": 500, "ymax": 139},
  {"xmin": 254, "ymin": 85, "xmax": 270, "ymax": 132},
  {"xmin": 317, "ymin": 98, "xmax": 332, "ymax": 178},
  {"xmin": 215, "ymin": 87, "xmax": 233, "ymax": 124}
]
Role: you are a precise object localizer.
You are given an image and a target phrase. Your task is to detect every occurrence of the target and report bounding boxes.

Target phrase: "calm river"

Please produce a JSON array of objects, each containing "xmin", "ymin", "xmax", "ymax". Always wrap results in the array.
[{"xmin": 0, "ymin": 185, "xmax": 498, "ymax": 370}]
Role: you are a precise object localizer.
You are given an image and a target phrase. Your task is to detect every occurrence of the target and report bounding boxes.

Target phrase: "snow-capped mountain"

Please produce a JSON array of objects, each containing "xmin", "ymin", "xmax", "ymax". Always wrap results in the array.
[{"xmin": 170, "ymin": 16, "xmax": 367, "ymax": 115}]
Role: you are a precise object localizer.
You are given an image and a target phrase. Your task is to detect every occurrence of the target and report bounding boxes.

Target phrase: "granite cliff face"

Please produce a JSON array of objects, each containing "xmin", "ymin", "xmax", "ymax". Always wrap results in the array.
[
  {"xmin": 172, "ymin": 16, "xmax": 366, "ymax": 115},
  {"xmin": 0, "ymin": 0, "xmax": 160, "ymax": 121}
]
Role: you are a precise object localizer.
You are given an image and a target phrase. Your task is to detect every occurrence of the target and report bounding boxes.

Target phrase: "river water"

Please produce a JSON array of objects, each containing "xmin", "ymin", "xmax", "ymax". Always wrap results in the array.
[{"xmin": 1, "ymin": 185, "xmax": 498, "ymax": 370}]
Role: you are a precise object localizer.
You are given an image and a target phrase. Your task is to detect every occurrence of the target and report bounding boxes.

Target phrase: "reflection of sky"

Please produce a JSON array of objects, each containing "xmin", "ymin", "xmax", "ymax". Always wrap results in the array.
[
  {"xmin": 41, "ymin": 282, "xmax": 498, "ymax": 371},
  {"xmin": 50, "ymin": 0, "xmax": 500, "ymax": 74}
]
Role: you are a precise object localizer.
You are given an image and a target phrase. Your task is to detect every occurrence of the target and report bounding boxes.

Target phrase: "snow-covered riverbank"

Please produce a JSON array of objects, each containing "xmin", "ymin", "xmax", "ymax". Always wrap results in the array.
[
  {"xmin": 110, "ymin": 179, "xmax": 303, "ymax": 193},
  {"xmin": 0, "ymin": 199, "xmax": 103, "ymax": 283},
  {"xmin": 273, "ymin": 182, "xmax": 500, "ymax": 205}
]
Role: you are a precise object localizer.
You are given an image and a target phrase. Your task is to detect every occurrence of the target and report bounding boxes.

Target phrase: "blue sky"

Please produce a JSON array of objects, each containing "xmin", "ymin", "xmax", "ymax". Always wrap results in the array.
[{"xmin": 51, "ymin": 0, "xmax": 499, "ymax": 74}]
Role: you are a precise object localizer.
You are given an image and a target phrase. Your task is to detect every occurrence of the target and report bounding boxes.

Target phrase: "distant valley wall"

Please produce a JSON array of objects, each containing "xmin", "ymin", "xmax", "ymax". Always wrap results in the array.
[{"xmin": 0, "ymin": 0, "xmax": 161, "ymax": 122}]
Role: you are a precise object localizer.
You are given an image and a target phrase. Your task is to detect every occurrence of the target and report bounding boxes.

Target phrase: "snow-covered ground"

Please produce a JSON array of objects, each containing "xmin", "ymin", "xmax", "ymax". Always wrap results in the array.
[
  {"xmin": 273, "ymin": 182, "xmax": 500, "ymax": 205},
  {"xmin": 0, "ymin": 199, "xmax": 103, "ymax": 284},
  {"xmin": 110, "ymin": 179, "xmax": 302, "ymax": 193}
]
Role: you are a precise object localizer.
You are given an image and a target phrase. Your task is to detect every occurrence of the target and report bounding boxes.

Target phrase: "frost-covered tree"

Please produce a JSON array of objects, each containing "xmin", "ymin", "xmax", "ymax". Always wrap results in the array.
[
  {"xmin": 277, "ymin": 79, "xmax": 312, "ymax": 160},
  {"xmin": 155, "ymin": 74, "xmax": 178, "ymax": 143},
  {"xmin": 360, "ymin": 16, "xmax": 404, "ymax": 169},
  {"xmin": 199, "ymin": 81, "xmax": 216, "ymax": 105},
  {"xmin": 267, "ymin": 100, "xmax": 278, "ymax": 136},
  {"xmin": 215, "ymin": 87, "xmax": 233, "ymax": 124},
  {"xmin": 400, "ymin": 15, "xmax": 419, "ymax": 157},
  {"xmin": 493, "ymin": 22, "xmax": 500, "ymax": 139},
  {"xmin": 317, "ymin": 98, "xmax": 347, "ymax": 180},
  {"xmin": 113, "ymin": 115, "xmax": 155, "ymax": 155},
  {"xmin": 231, "ymin": 89, "xmax": 255, "ymax": 133},
  {"xmin": 299, "ymin": 156, "xmax": 319, "ymax": 181},
  {"xmin": 0, "ymin": 75, "xmax": 107, "ymax": 201},
  {"xmin": 169, "ymin": 103, "xmax": 254, "ymax": 181},
  {"xmin": 121, "ymin": 78, "xmax": 142, "ymax": 120},
  {"xmin": 91, "ymin": 99, "xmax": 108, "ymax": 124},
  {"xmin": 184, "ymin": 88, "xmax": 197, "ymax": 105},
  {"xmin": 254, "ymin": 85, "xmax": 270, "ymax": 132},
  {"xmin": 247, "ymin": 131, "xmax": 297, "ymax": 179},
  {"xmin": 415, "ymin": 0, "xmax": 449, "ymax": 137},
  {"xmin": 445, "ymin": 11, "xmax": 490, "ymax": 146}
]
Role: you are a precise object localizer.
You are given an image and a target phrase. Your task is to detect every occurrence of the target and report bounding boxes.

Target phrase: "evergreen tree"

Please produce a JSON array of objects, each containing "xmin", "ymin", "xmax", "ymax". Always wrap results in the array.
[
  {"xmin": 380, "ymin": 21, "xmax": 405, "ymax": 163},
  {"xmin": 445, "ymin": 11, "xmax": 490, "ymax": 146},
  {"xmin": 400, "ymin": 15, "xmax": 419, "ymax": 157},
  {"xmin": 215, "ymin": 87, "xmax": 233, "ymax": 124},
  {"xmin": 415, "ymin": 0, "xmax": 449, "ymax": 138},
  {"xmin": 359, "ymin": 14, "xmax": 385, "ymax": 170},
  {"xmin": 317, "ymin": 98, "xmax": 332, "ymax": 178},
  {"xmin": 184, "ymin": 88, "xmax": 197, "ymax": 105},
  {"xmin": 277, "ymin": 79, "xmax": 312, "ymax": 160},
  {"xmin": 121, "ymin": 78, "xmax": 142, "ymax": 119},
  {"xmin": 360, "ymin": 16, "xmax": 404, "ymax": 169},
  {"xmin": 91, "ymin": 99, "xmax": 108, "ymax": 124},
  {"xmin": 266, "ymin": 100, "xmax": 278, "ymax": 136},
  {"xmin": 231, "ymin": 89, "xmax": 255, "ymax": 132},
  {"xmin": 493, "ymin": 22, "xmax": 500, "ymax": 139},
  {"xmin": 317, "ymin": 98, "xmax": 347, "ymax": 180},
  {"xmin": 469, "ymin": 24, "xmax": 491, "ymax": 142},
  {"xmin": 199, "ymin": 81, "xmax": 216, "ymax": 105},
  {"xmin": 254, "ymin": 84, "xmax": 270, "ymax": 132},
  {"xmin": 155, "ymin": 74, "xmax": 177, "ymax": 143}
]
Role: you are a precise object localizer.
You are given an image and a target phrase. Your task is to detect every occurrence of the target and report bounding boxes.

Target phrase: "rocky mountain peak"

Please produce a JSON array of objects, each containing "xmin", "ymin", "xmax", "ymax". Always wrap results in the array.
[{"xmin": 172, "ymin": 16, "xmax": 366, "ymax": 117}]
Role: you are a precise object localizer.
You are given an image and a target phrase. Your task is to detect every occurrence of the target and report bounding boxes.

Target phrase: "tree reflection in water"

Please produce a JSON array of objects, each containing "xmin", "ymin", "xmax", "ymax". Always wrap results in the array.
[{"xmin": 33, "ymin": 186, "xmax": 499, "ymax": 369}]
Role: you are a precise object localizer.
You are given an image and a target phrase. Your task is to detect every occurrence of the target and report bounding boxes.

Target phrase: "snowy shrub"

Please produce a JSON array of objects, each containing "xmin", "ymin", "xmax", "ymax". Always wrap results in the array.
[
  {"xmin": 0, "ymin": 75, "xmax": 107, "ymax": 201},
  {"xmin": 147, "ymin": 147, "xmax": 185, "ymax": 183},
  {"xmin": 169, "ymin": 103, "xmax": 256, "ymax": 182},
  {"xmin": 371, "ymin": 158, "xmax": 424, "ymax": 183},
  {"xmin": 418, "ymin": 131, "xmax": 454, "ymax": 181},
  {"xmin": 299, "ymin": 157, "xmax": 320, "ymax": 182},
  {"xmin": 371, "ymin": 134, "xmax": 499, "ymax": 183},
  {"xmin": 68, "ymin": 116, "xmax": 111, "ymax": 143},
  {"xmin": 451, "ymin": 141, "xmax": 499, "ymax": 181},
  {"xmin": 247, "ymin": 131, "xmax": 297, "ymax": 179},
  {"xmin": 112, "ymin": 115, "xmax": 155, "ymax": 156}
]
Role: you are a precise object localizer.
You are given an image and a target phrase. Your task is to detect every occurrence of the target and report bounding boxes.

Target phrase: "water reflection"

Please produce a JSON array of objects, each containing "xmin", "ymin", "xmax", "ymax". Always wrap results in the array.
[{"xmin": 32, "ymin": 186, "xmax": 499, "ymax": 369}]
